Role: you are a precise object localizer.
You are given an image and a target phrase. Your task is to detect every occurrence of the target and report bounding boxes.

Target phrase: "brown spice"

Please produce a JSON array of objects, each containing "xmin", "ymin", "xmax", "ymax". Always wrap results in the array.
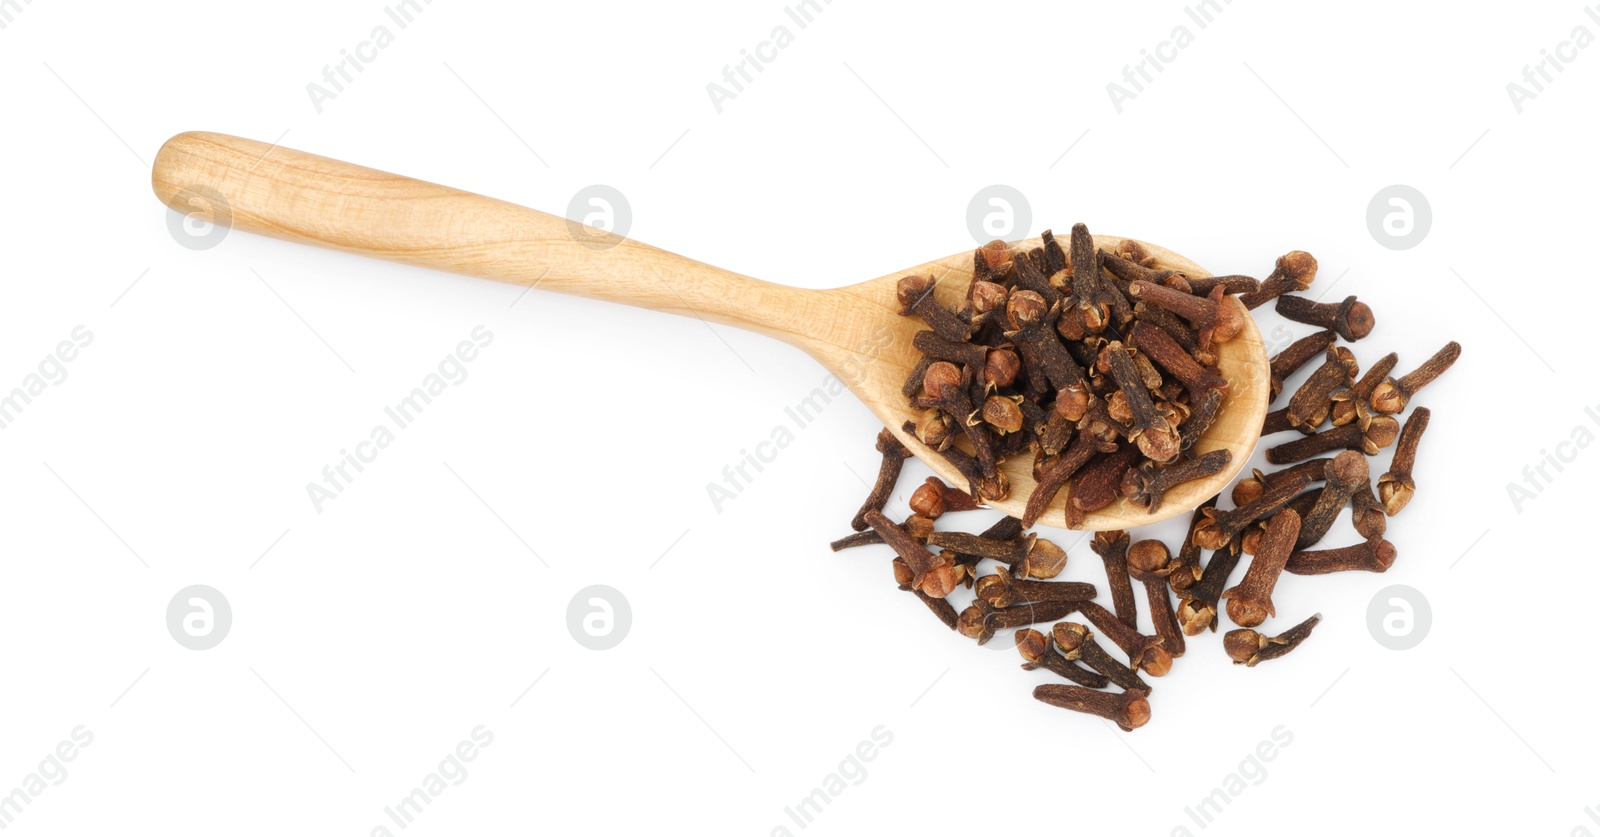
[
  {"xmin": 1222, "ymin": 509, "xmax": 1302, "ymax": 628},
  {"xmin": 1032, "ymin": 684, "xmax": 1151, "ymax": 731},
  {"xmin": 1224, "ymin": 613, "xmax": 1321, "ymax": 666},
  {"xmin": 1378, "ymin": 406, "xmax": 1430, "ymax": 515}
]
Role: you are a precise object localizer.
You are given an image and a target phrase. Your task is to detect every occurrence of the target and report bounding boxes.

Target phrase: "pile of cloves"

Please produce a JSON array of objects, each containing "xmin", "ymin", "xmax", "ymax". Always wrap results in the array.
[
  {"xmin": 895, "ymin": 223, "xmax": 1270, "ymax": 528},
  {"xmin": 830, "ymin": 227, "xmax": 1458, "ymax": 729}
]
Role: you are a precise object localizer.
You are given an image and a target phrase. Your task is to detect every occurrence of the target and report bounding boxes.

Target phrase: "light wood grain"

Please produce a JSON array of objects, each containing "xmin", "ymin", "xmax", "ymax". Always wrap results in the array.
[{"xmin": 151, "ymin": 131, "xmax": 1267, "ymax": 530}]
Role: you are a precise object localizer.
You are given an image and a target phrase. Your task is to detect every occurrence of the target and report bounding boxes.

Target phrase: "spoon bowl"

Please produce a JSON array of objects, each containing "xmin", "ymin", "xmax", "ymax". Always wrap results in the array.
[{"xmin": 153, "ymin": 132, "xmax": 1268, "ymax": 530}]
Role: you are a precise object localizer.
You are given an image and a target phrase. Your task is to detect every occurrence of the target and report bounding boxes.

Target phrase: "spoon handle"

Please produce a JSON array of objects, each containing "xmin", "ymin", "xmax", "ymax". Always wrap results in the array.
[{"xmin": 152, "ymin": 132, "xmax": 814, "ymax": 340}]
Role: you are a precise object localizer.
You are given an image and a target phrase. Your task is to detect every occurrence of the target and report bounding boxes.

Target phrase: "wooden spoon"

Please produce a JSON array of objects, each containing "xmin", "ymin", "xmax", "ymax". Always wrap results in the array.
[{"xmin": 151, "ymin": 131, "xmax": 1267, "ymax": 530}]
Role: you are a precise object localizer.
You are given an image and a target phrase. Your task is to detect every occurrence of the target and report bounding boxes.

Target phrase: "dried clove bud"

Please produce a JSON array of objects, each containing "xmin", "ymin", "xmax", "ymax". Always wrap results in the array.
[
  {"xmin": 1239, "ymin": 250, "xmax": 1318, "ymax": 310},
  {"xmin": 1005, "ymin": 290, "xmax": 1091, "ymax": 394},
  {"xmin": 1285, "ymin": 535, "xmax": 1396, "ymax": 575},
  {"xmin": 1128, "ymin": 321, "xmax": 1227, "ymax": 402},
  {"xmin": 1101, "ymin": 341, "xmax": 1180, "ymax": 463},
  {"xmin": 1121, "ymin": 449, "xmax": 1232, "ymax": 513},
  {"xmin": 1265, "ymin": 416, "xmax": 1399, "ymax": 464},
  {"xmin": 1065, "ymin": 444, "xmax": 1142, "ymax": 529},
  {"xmin": 897, "ymin": 274, "xmax": 970, "ymax": 343},
  {"xmin": 908, "ymin": 476, "xmax": 981, "ymax": 519},
  {"xmin": 1222, "ymin": 509, "xmax": 1301, "ymax": 628},
  {"xmin": 1127, "ymin": 281, "xmax": 1244, "ymax": 351},
  {"xmin": 957, "ymin": 599, "xmax": 1084, "ymax": 645},
  {"xmin": 974, "ymin": 240, "xmax": 1015, "ymax": 283},
  {"xmin": 1168, "ymin": 497, "xmax": 1217, "ymax": 594},
  {"xmin": 1276, "ymin": 294, "xmax": 1375, "ymax": 341},
  {"xmin": 1031, "ymin": 684, "xmax": 1151, "ymax": 731},
  {"xmin": 1177, "ymin": 542, "xmax": 1242, "ymax": 635},
  {"xmin": 1090, "ymin": 530, "xmax": 1138, "ymax": 630},
  {"xmin": 1371, "ymin": 341, "xmax": 1460, "ymax": 415},
  {"xmin": 926, "ymin": 531, "xmax": 1068, "ymax": 580},
  {"xmin": 975, "ymin": 575, "xmax": 1097, "ymax": 609},
  {"xmin": 1021, "ymin": 430, "xmax": 1098, "ymax": 528},
  {"xmin": 1224, "ymin": 614, "xmax": 1321, "ymax": 666},
  {"xmin": 1193, "ymin": 470, "xmax": 1312, "ymax": 551},
  {"xmin": 850, "ymin": 428, "xmax": 911, "ymax": 531},
  {"xmin": 1378, "ymin": 406, "xmax": 1430, "ymax": 515}
]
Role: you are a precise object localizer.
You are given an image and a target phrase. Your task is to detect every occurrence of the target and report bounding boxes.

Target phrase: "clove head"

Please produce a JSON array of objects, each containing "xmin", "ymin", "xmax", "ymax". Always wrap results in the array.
[
  {"xmin": 1021, "ymin": 538, "xmax": 1068, "ymax": 579},
  {"xmin": 1126, "ymin": 539, "xmax": 1171, "ymax": 581},
  {"xmin": 896, "ymin": 274, "xmax": 936, "ymax": 313},
  {"xmin": 1363, "ymin": 415, "xmax": 1401, "ymax": 451},
  {"xmin": 983, "ymin": 346, "xmax": 1021, "ymax": 389},
  {"xmin": 978, "ymin": 240, "xmax": 1015, "ymax": 276},
  {"xmin": 922, "ymin": 361, "xmax": 964, "ymax": 401},
  {"xmin": 1232, "ymin": 470, "xmax": 1265, "ymax": 506},
  {"xmin": 1015, "ymin": 628, "xmax": 1055, "ymax": 669},
  {"xmin": 1006, "ymin": 290, "xmax": 1049, "ymax": 330},
  {"xmin": 1277, "ymin": 251, "xmax": 1318, "ymax": 290},
  {"xmin": 969, "ymin": 280, "xmax": 1009, "ymax": 316},
  {"xmin": 1223, "ymin": 629, "xmax": 1269, "ymax": 666},
  {"xmin": 1137, "ymin": 644, "xmax": 1174, "ymax": 677},
  {"xmin": 1377, "ymin": 472, "xmax": 1416, "ymax": 516},
  {"xmin": 982, "ymin": 395, "xmax": 1025, "ymax": 434},
  {"xmin": 1177, "ymin": 598, "xmax": 1218, "ymax": 636},
  {"xmin": 1050, "ymin": 621, "xmax": 1092, "ymax": 656},
  {"xmin": 909, "ymin": 482, "xmax": 946, "ymax": 519},
  {"xmin": 916, "ymin": 409, "xmax": 953, "ymax": 450}
]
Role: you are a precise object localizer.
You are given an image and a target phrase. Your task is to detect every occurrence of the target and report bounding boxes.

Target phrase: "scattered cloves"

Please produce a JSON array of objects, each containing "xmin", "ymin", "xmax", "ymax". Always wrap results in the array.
[
  {"xmin": 1330, "ymin": 351, "xmax": 1398, "ymax": 429},
  {"xmin": 1051, "ymin": 621, "xmax": 1151, "ymax": 694},
  {"xmin": 1015, "ymin": 628, "xmax": 1111, "ymax": 689},
  {"xmin": 1285, "ymin": 346, "xmax": 1358, "ymax": 433}
]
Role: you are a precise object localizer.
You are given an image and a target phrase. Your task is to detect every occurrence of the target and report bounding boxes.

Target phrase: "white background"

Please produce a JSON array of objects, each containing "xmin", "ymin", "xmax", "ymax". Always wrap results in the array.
[{"xmin": 2, "ymin": 1, "xmax": 1596, "ymax": 834}]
